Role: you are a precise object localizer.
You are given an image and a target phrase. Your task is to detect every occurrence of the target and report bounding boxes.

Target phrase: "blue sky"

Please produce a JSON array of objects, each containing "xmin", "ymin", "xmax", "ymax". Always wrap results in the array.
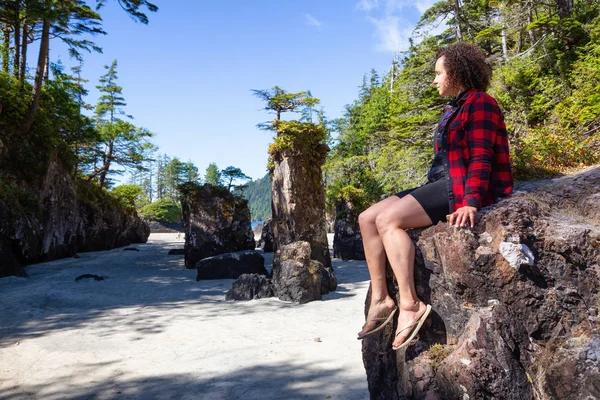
[{"xmin": 53, "ymin": 0, "xmax": 437, "ymax": 182}]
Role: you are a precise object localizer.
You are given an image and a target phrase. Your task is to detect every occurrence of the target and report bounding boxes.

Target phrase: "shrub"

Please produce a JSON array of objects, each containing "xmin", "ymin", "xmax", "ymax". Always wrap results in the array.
[
  {"xmin": 138, "ymin": 198, "xmax": 181, "ymax": 222},
  {"xmin": 110, "ymin": 184, "xmax": 148, "ymax": 210}
]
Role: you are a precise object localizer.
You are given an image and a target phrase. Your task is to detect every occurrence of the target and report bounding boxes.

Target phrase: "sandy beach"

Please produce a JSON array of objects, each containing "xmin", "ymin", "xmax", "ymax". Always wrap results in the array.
[{"xmin": 0, "ymin": 233, "xmax": 371, "ymax": 399}]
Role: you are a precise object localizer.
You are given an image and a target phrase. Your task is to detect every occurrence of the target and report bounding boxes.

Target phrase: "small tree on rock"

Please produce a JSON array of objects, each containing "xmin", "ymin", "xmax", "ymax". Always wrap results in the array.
[
  {"xmin": 251, "ymin": 85, "xmax": 320, "ymax": 133},
  {"xmin": 221, "ymin": 166, "xmax": 250, "ymax": 191}
]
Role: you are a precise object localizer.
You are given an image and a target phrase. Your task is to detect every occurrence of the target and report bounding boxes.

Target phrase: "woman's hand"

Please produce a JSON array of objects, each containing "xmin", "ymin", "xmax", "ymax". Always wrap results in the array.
[{"xmin": 447, "ymin": 206, "xmax": 477, "ymax": 228}]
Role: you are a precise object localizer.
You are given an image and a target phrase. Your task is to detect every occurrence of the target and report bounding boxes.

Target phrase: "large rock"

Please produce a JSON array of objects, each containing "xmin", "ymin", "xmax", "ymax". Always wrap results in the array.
[
  {"xmin": 257, "ymin": 218, "xmax": 275, "ymax": 253},
  {"xmin": 180, "ymin": 183, "xmax": 255, "ymax": 269},
  {"xmin": 226, "ymin": 273, "xmax": 275, "ymax": 301},
  {"xmin": 196, "ymin": 250, "xmax": 267, "ymax": 280},
  {"xmin": 252, "ymin": 223, "xmax": 263, "ymax": 239},
  {"xmin": 333, "ymin": 196, "xmax": 365, "ymax": 261},
  {"xmin": 270, "ymin": 130, "xmax": 336, "ymax": 298},
  {"xmin": 0, "ymin": 161, "xmax": 150, "ymax": 278},
  {"xmin": 147, "ymin": 220, "xmax": 184, "ymax": 233},
  {"xmin": 362, "ymin": 166, "xmax": 600, "ymax": 400},
  {"xmin": 272, "ymin": 241, "xmax": 325, "ymax": 304}
]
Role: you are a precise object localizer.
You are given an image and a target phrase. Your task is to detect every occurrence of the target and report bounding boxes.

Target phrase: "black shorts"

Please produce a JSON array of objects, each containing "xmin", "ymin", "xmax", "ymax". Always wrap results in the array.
[{"xmin": 395, "ymin": 179, "xmax": 450, "ymax": 224}]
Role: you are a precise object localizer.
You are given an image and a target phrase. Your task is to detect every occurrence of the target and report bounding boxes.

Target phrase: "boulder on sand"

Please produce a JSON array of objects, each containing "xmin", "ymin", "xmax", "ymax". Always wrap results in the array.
[
  {"xmin": 196, "ymin": 250, "xmax": 267, "ymax": 280},
  {"xmin": 226, "ymin": 273, "xmax": 275, "ymax": 301},
  {"xmin": 272, "ymin": 241, "xmax": 324, "ymax": 304}
]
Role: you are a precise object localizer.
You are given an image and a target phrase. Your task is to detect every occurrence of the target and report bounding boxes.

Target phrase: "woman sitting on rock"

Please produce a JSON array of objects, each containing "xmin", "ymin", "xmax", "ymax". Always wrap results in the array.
[{"xmin": 357, "ymin": 42, "xmax": 513, "ymax": 350}]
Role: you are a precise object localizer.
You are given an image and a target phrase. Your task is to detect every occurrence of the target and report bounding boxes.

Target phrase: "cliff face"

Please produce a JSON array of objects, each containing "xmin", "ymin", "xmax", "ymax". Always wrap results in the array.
[
  {"xmin": 362, "ymin": 166, "xmax": 600, "ymax": 400},
  {"xmin": 0, "ymin": 160, "xmax": 150, "ymax": 278}
]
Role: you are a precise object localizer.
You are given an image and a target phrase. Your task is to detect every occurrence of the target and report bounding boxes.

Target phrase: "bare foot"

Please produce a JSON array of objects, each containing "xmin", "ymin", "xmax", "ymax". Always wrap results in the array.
[
  {"xmin": 392, "ymin": 301, "xmax": 427, "ymax": 348},
  {"xmin": 357, "ymin": 296, "xmax": 397, "ymax": 337}
]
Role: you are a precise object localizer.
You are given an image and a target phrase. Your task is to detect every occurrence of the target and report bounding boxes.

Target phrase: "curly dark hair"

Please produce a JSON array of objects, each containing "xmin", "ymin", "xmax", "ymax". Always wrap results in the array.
[{"xmin": 436, "ymin": 43, "xmax": 492, "ymax": 92}]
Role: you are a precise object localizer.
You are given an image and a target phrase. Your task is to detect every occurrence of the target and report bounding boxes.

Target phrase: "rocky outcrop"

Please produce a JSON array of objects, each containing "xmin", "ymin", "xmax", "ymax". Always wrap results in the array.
[
  {"xmin": 226, "ymin": 273, "xmax": 275, "ymax": 301},
  {"xmin": 147, "ymin": 220, "xmax": 184, "ymax": 233},
  {"xmin": 257, "ymin": 218, "xmax": 275, "ymax": 252},
  {"xmin": 0, "ymin": 161, "xmax": 150, "ymax": 278},
  {"xmin": 196, "ymin": 250, "xmax": 267, "ymax": 280},
  {"xmin": 269, "ymin": 126, "xmax": 336, "ymax": 301},
  {"xmin": 180, "ymin": 183, "xmax": 255, "ymax": 269},
  {"xmin": 333, "ymin": 197, "xmax": 365, "ymax": 261},
  {"xmin": 271, "ymin": 143, "xmax": 332, "ymax": 272},
  {"xmin": 272, "ymin": 241, "xmax": 325, "ymax": 303},
  {"xmin": 362, "ymin": 166, "xmax": 600, "ymax": 400},
  {"xmin": 252, "ymin": 223, "xmax": 263, "ymax": 239}
]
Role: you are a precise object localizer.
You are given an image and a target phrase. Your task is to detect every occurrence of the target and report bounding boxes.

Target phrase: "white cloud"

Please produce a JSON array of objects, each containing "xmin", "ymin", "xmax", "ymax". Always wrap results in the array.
[
  {"xmin": 367, "ymin": 16, "xmax": 413, "ymax": 53},
  {"xmin": 382, "ymin": 0, "xmax": 438, "ymax": 14},
  {"xmin": 355, "ymin": 0, "xmax": 379, "ymax": 12},
  {"xmin": 357, "ymin": 0, "xmax": 448, "ymax": 53},
  {"xmin": 305, "ymin": 13, "xmax": 323, "ymax": 29},
  {"xmin": 414, "ymin": 0, "xmax": 438, "ymax": 14},
  {"xmin": 413, "ymin": 14, "xmax": 450, "ymax": 45}
]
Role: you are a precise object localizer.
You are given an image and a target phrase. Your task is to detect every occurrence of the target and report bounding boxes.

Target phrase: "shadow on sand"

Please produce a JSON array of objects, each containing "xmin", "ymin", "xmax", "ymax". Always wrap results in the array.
[
  {"xmin": 0, "ymin": 239, "xmax": 371, "ymax": 348},
  {"xmin": 0, "ymin": 360, "xmax": 369, "ymax": 400}
]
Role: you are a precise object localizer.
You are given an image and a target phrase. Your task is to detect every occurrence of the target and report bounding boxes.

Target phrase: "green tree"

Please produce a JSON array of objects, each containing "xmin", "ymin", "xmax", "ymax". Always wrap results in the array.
[
  {"xmin": 111, "ymin": 183, "xmax": 148, "ymax": 209},
  {"xmin": 181, "ymin": 160, "xmax": 200, "ymax": 184},
  {"xmin": 251, "ymin": 85, "xmax": 320, "ymax": 132},
  {"xmin": 243, "ymin": 173, "xmax": 271, "ymax": 221},
  {"xmin": 138, "ymin": 198, "xmax": 181, "ymax": 222},
  {"xmin": 91, "ymin": 60, "xmax": 154, "ymax": 188},
  {"xmin": 221, "ymin": 165, "xmax": 250, "ymax": 191},
  {"xmin": 8, "ymin": 0, "xmax": 158, "ymax": 135},
  {"xmin": 204, "ymin": 162, "xmax": 221, "ymax": 186}
]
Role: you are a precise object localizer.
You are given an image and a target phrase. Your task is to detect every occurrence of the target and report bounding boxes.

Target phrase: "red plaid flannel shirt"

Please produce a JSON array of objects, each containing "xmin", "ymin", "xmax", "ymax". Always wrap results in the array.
[{"xmin": 440, "ymin": 89, "xmax": 513, "ymax": 211}]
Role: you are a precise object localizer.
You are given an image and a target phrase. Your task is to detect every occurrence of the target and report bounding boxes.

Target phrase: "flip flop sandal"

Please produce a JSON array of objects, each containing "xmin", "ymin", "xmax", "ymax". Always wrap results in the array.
[
  {"xmin": 392, "ymin": 304, "xmax": 432, "ymax": 351},
  {"xmin": 357, "ymin": 306, "xmax": 398, "ymax": 340}
]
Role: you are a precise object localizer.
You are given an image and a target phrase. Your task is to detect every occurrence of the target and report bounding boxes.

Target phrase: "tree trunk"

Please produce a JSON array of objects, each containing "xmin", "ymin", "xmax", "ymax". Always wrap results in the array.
[
  {"xmin": 501, "ymin": 28, "xmax": 508, "ymax": 60},
  {"xmin": 44, "ymin": 45, "xmax": 49, "ymax": 83},
  {"xmin": 21, "ymin": 16, "xmax": 49, "ymax": 135},
  {"xmin": 454, "ymin": 0, "xmax": 463, "ymax": 42},
  {"xmin": 2, "ymin": 27, "xmax": 9, "ymax": 73},
  {"xmin": 528, "ymin": 13, "xmax": 536, "ymax": 47},
  {"xmin": 99, "ymin": 141, "xmax": 114, "ymax": 188},
  {"xmin": 13, "ymin": 1, "xmax": 20, "ymax": 78},
  {"xmin": 20, "ymin": 23, "xmax": 27, "ymax": 80},
  {"xmin": 555, "ymin": 0, "xmax": 572, "ymax": 18}
]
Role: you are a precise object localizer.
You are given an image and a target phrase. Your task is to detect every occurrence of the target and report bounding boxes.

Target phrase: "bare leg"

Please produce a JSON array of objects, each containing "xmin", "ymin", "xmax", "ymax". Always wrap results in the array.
[
  {"xmin": 357, "ymin": 196, "xmax": 403, "ymax": 337},
  {"xmin": 374, "ymin": 195, "xmax": 433, "ymax": 347}
]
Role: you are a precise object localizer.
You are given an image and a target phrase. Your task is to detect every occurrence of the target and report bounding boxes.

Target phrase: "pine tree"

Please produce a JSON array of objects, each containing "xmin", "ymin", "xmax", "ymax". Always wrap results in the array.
[
  {"xmin": 204, "ymin": 162, "xmax": 221, "ymax": 186},
  {"xmin": 221, "ymin": 166, "xmax": 250, "ymax": 191},
  {"xmin": 91, "ymin": 60, "xmax": 153, "ymax": 188}
]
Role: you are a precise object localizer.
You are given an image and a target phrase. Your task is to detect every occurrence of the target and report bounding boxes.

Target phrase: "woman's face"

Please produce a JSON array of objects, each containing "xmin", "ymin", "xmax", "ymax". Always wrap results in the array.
[{"xmin": 433, "ymin": 56, "xmax": 454, "ymax": 97}]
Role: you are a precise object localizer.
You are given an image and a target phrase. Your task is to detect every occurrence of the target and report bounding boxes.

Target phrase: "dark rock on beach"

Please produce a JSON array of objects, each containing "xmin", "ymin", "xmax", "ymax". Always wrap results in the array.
[
  {"xmin": 226, "ymin": 273, "xmax": 275, "ymax": 301},
  {"xmin": 147, "ymin": 220, "xmax": 184, "ymax": 233},
  {"xmin": 167, "ymin": 248, "xmax": 185, "ymax": 255},
  {"xmin": 75, "ymin": 274, "xmax": 104, "ymax": 281},
  {"xmin": 333, "ymin": 196, "xmax": 365, "ymax": 261},
  {"xmin": 362, "ymin": 166, "xmax": 600, "ymax": 400},
  {"xmin": 256, "ymin": 218, "xmax": 276, "ymax": 253},
  {"xmin": 272, "ymin": 241, "xmax": 325, "ymax": 304},
  {"xmin": 196, "ymin": 250, "xmax": 267, "ymax": 280},
  {"xmin": 253, "ymin": 223, "xmax": 263, "ymax": 239},
  {"xmin": 180, "ymin": 183, "xmax": 255, "ymax": 269}
]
